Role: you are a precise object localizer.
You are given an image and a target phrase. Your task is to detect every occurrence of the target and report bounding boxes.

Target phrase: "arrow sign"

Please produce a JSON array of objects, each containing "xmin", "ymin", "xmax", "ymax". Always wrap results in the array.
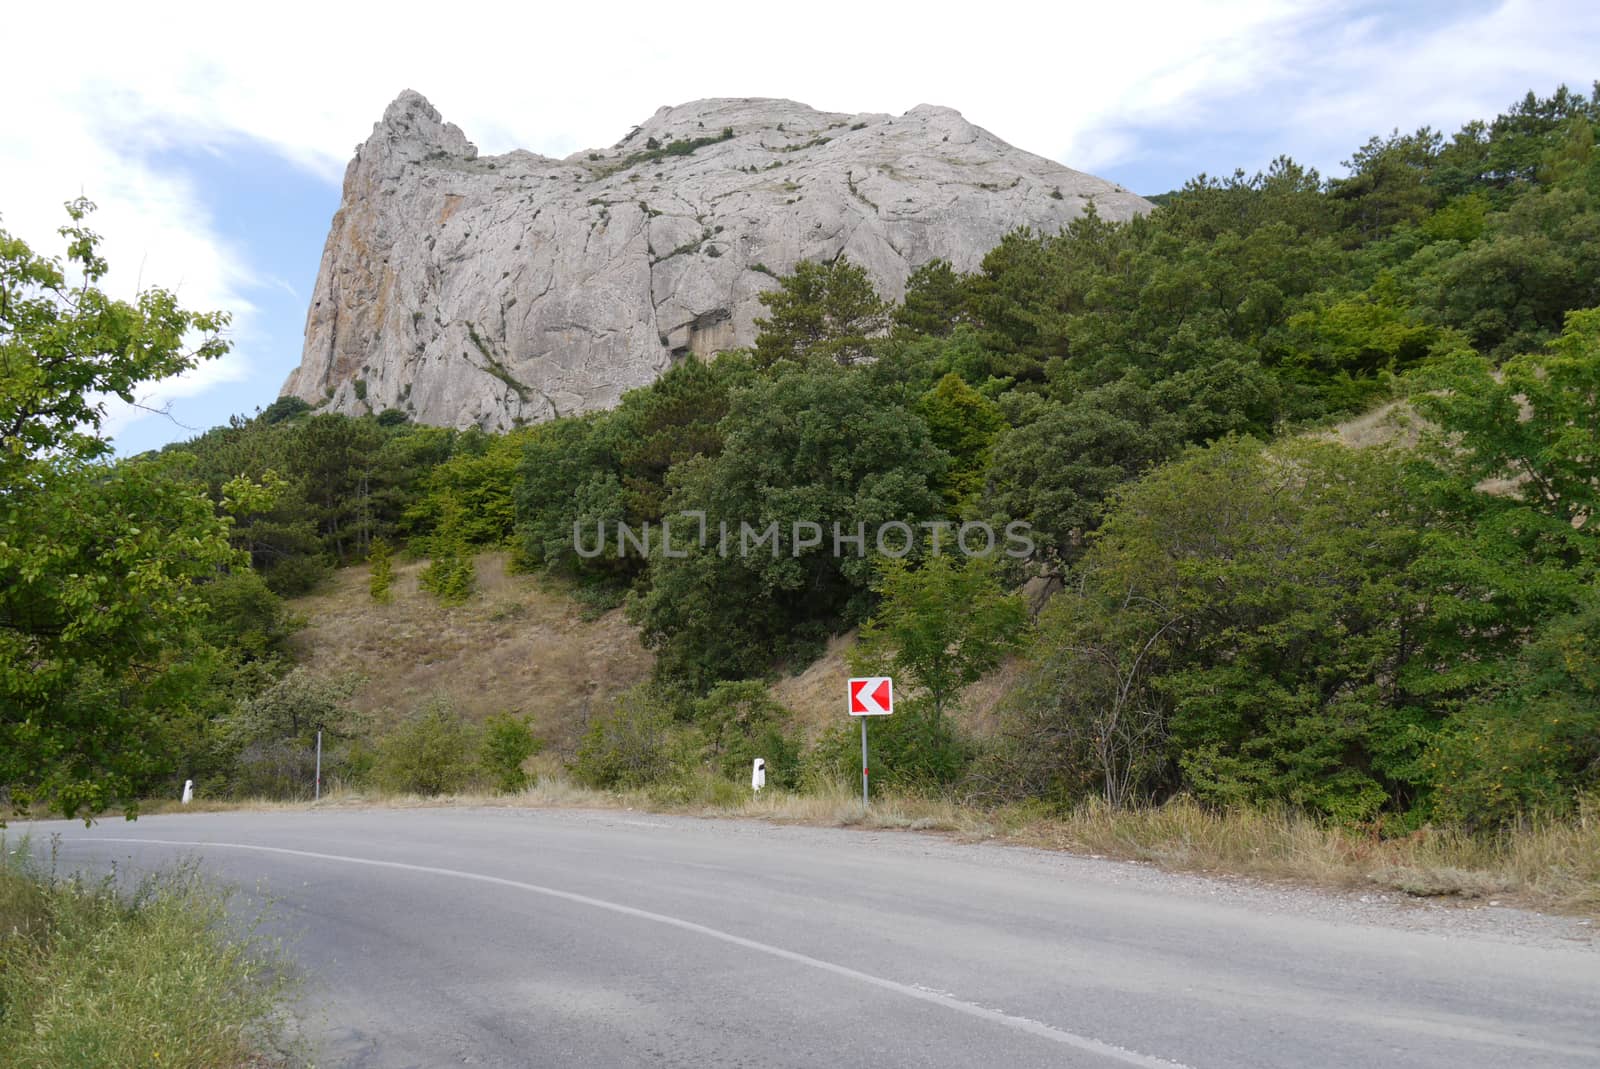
[{"xmin": 848, "ymin": 676, "xmax": 893, "ymax": 716}]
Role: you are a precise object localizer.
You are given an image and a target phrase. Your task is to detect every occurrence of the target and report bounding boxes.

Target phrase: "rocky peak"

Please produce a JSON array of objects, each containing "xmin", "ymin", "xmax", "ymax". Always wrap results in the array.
[
  {"xmin": 282, "ymin": 91, "xmax": 1150, "ymax": 430},
  {"xmin": 368, "ymin": 90, "xmax": 478, "ymax": 168}
]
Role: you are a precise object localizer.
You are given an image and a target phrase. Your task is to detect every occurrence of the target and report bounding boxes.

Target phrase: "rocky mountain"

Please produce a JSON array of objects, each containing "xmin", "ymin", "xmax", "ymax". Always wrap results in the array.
[{"xmin": 280, "ymin": 91, "xmax": 1150, "ymax": 429}]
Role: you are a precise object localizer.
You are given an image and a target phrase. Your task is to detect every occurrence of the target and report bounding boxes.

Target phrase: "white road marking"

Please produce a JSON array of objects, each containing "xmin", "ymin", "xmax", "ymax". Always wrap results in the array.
[{"xmin": 79, "ymin": 836, "xmax": 1191, "ymax": 1069}]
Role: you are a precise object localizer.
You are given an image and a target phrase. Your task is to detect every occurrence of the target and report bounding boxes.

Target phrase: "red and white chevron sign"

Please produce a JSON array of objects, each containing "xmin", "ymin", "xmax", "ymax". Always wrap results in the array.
[{"xmin": 848, "ymin": 676, "xmax": 894, "ymax": 716}]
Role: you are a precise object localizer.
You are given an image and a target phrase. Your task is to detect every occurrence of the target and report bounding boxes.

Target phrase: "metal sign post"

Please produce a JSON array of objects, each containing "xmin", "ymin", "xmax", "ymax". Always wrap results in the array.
[
  {"xmin": 860, "ymin": 717, "xmax": 870, "ymax": 806},
  {"xmin": 847, "ymin": 676, "xmax": 894, "ymax": 808},
  {"xmin": 315, "ymin": 730, "xmax": 323, "ymax": 801}
]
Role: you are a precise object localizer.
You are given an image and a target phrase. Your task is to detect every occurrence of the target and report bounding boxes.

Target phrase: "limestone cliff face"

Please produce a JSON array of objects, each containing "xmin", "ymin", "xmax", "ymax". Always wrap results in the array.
[{"xmin": 282, "ymin": 91, "xmax": 1150, "ymax": 429}]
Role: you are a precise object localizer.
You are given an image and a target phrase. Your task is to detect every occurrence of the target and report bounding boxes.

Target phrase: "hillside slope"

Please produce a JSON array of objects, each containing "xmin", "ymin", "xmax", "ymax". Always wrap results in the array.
[
  {"xmin": 287, "ymin": 553, "xmax": 652, "ymax": 753},
  {"xmin": 287, "ymin": 552, "xmax": 1021, "ymax": 749}
]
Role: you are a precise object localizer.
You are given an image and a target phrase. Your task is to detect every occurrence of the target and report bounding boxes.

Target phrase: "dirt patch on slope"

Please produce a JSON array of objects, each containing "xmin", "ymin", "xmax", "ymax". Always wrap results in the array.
[{"xmin": 288, "ymin": 552, "xmax": 653, "ymax": 755}]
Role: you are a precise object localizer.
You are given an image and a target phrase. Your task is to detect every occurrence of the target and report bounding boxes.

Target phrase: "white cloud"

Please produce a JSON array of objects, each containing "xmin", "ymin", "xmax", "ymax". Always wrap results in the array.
[
  {"xmin": 4, "ymin": 0, "xmax": 1596, "ymax": 441},
  {"xmin": 1072, "ymin": 0, "xmax": 1600, "ymax": 177},
  {"xmin": 0, "ymin": 76, "xmax": 258, "ymax": 441}
]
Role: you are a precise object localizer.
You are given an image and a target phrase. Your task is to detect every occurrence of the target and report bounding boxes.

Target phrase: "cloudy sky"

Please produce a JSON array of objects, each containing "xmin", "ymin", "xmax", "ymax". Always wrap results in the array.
[{"xmin": 4, "ymin": 0, "xmax": 1597, "ymax": 452}]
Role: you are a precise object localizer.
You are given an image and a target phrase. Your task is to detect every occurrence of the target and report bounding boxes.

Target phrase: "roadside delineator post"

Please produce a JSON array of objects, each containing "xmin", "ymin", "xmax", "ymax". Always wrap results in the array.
[
  {"xmin": 181, "ymin": 779, "xmax": 193, "ymax": 805},
  {"xmin": 752, "ymin": 758, "xmax": 766, "ymax": 792}
]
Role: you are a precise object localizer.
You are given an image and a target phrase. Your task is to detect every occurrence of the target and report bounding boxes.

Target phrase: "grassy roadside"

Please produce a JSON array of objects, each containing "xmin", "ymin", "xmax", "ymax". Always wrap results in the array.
[
  {"xmin": 131, "ymin": 769, "xmax": 1600, "ymax": 919},
  {"xmin": 0, "ymin": 837, "xmax": 297, "ymax": 1069}
]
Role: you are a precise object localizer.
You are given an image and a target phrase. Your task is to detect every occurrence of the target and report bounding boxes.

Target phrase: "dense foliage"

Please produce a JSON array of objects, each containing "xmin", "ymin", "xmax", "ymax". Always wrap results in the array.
[{"xmin": 1, "ymin": 202, "xmax": 244, "ymax": 820}]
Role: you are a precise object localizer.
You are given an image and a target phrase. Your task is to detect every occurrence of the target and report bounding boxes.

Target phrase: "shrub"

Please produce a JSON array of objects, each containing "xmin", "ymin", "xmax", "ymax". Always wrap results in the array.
[
  {"xmin": 420, "ymin": 546, "xmax": 474, "ymax": 604},
  {"xmin": 374, "ymin": 700, "xmax": 481, "ymax": 796},
  {"xmin": 808, "ymin": 698, "xmax": 971, "ymax": 794},
  {"xmin": 1427, "ymin": 599, "xmax": 1600, "ymax": 827},
  {"xmin": 572, "ymin": 685, "xmax": 685, "ymax": 789},
  {"xmin": 217, "ymin": 669, "xmax": 363, "ymax": 799},
  {"xmin": 482, "ymin": 713, "xmax": 542, "ymax": 793},
  {"xmin": 230, "ymin": 738, "xmax": 318, "ymax": 800},
  {"xmin": 261, "ymin": 553, "xmax": 329, "ymax": 597},
  {"xmin": 694, "ymin": 681, "xmax": 801, "ymax": 788}
]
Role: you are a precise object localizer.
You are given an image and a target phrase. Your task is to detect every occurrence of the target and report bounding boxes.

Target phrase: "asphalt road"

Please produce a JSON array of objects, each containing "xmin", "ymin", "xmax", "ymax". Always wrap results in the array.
[{"xmin": 19, "ymin": 807, "xmax": 1600, "ymax": 1068}]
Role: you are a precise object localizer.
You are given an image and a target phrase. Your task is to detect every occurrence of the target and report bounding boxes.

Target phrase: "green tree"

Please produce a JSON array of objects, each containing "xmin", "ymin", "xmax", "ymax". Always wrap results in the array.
[
  {"xmin": 419, "ymin": 493, "xmax": 475, "ymax": 604},
  {"xmin": 917, "ymin": 372, "xmax": 1004, "ymax": 510},
  {"xmin": 1410, "ymin": 307, "xmax": 1600, "ymax": 536},
  {"xmin": 515, "ymin": 412, "xmax": 625, "ymax": 580},
  {"xmin": 515, "ymin": 354, "xmax": 751, "ymax": 592},
  {"xmin": 852, "ymin": 554, "xmax": 1028, "ymax": 726},
  {"xmin": 1328, "ymin": 128, "xmax": 1445, "ymax": 239},
  {"xmin": 752, "ymin": 258, "xmax": 889, "ymax": 367},
  {"xmin": 368, "ymin": 537, "xmax": 394, "ymax": 603},
  {"xmin": 0, "ymin": 198, "xmax": 228, "ymax": 463},
  {"xmin": 165, "ymin": 420, "xmax": 324, "ymax": 595},
  {"xmin": 406, "ymin": 428, "xmax": 533, "ymax": 548},
  {"xmin": 984, "ymin": 384, "xmax": 1178, "ymax": 566},
  {"xmin": 893, "ymin": 258, "xmax": 966, "ymax": 338},
  {"xmin": 1, "ymin": 202, "xmax": 240, "ymax": 821},
  {"xmin": 632, "ymin": 364, "xmax": 947, "ymax": 687}
]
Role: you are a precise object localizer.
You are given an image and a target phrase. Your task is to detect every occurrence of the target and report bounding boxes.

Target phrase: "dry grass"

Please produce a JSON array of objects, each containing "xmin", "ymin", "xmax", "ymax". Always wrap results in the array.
[
  {"xmin": 1011, "ymin": 797, "xmax": 1598, "ymax": 914},
  {"xmin": 0, "ymin": 838, "xmax": 296, "ymax": 1069},
  {"xmin": 727, "ymin": 791, "xmax": 1600, "ymax": 915},
  {"xmin": 769, "ymin": 632, "xmax": 858, "ymax": 738},
  {"xmin": 287, "ymin": 551, "xmax": 653, "ymax": 753},
  {"xmin": 1321, "ymin": 399, "xmax": 1423, "ymax": 449}
]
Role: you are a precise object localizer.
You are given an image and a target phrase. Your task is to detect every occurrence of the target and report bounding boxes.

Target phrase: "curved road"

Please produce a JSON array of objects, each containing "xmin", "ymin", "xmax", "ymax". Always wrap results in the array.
[{"xmin": 23, "ymin": 807, "xmax": 1600, "ymax": 1068}]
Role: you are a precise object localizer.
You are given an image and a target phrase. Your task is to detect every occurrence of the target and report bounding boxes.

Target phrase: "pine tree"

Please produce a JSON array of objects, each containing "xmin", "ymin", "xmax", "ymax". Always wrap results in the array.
[
  {"xmin": 419, "ymin": 494, "xmax": 475, "ymax": 604},
  {"xmin": 368, "ymin": 537, "xmax": 394, "ymax": 603}
]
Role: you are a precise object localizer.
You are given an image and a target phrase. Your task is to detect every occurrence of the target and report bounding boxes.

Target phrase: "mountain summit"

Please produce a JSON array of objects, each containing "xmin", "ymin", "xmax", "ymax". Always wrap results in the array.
[{"xmin": 281, "ymin": 91, "xmax": 1150, "ymax": 429}]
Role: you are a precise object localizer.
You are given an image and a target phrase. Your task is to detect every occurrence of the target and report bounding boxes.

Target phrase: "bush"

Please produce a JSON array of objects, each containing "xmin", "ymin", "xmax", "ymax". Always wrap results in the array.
[
  {"xmin": 229, "ymin": 738, "xmax": 318, "ymax": 800},
  {"xmin": 1427, "ymin": 600, "xmax": 1600, "ymax": 827},
  {"xmin": 373, "ymin": 701, "xmax": 481, "ymax": 795},
  {"xmin": 420, "ymin": 553, "xmax": 474, "ymax": 604},
  {"xmin": 260, "ymin": 553, "xmax": 329, "ymax": 597},
  {"xmin": 482, "ymin": 714, "xmax": 542, "ymax": 793},
  {"xmin": 213, "ymin": 670, "xmax": 364, "ymax": 799},
  {"xmin": 694, "ymin": 681, "xmax": 801, "ymax": 789},
  {"xmin": 572, "ymin": 685, "xmax": 688, "ymax": 789},
  {"xmin": 808, "ymin": 698, "xmax": 971, "ymax": 794}
]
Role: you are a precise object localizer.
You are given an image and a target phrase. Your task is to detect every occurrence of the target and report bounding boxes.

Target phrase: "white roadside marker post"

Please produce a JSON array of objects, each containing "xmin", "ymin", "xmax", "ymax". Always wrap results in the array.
[
  {"xmin": 181, "ymin": 779, "xmax": 193, "ymax": 805},
  {"xmin": 752, "ymin": 757, "xmax": 766, "ymax": 792}
]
